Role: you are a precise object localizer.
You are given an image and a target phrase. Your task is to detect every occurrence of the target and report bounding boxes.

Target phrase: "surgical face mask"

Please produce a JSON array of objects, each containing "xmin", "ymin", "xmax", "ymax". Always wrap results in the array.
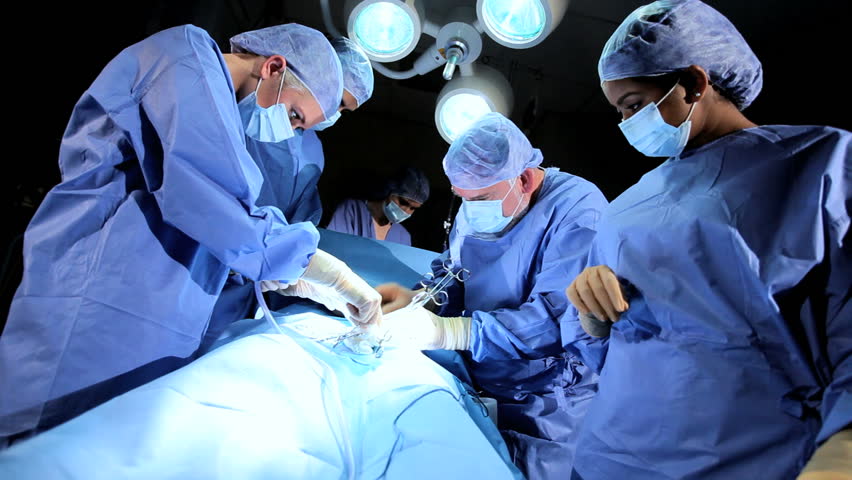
[
  {"xmin": 461, "ymin": 178, "xmax": 524, "ymax": 234},
  {"xmin": 313, "ymin": 110, "xmax": 341, "ymax": 131},
  {"xmin": 383, "ymin": 199, "xmax": 411, "ymax": 223},
  {"xmin": 238, "ymin": 74, "xmax": 296, "ymax": 143},
  {"xmin": 619, "ymin": 81, "xmax": 696, "ymax": 158}
]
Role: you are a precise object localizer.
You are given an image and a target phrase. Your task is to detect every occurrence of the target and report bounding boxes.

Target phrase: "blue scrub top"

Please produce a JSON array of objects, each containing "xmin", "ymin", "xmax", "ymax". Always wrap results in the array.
[
  {"xmin": 571, "ymin": 125, "xmax": 851, "ymax": 480},
  {"xmin": 434, "ymin": 168, "xmax": 609, "ymax": 478},
  {"xmin": 327, "ymin": 198, "xmax": 412, "ymax": 246},
  {"xmin": 245, "ymin": 120, "xmax": 325, "ymax": 225}
]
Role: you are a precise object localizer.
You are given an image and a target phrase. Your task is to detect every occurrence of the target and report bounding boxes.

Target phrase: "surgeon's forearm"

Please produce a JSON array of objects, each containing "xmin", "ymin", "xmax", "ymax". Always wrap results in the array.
[{"xmin": 797, "ymin": 429, "xmax": 852, "ymax": 480}]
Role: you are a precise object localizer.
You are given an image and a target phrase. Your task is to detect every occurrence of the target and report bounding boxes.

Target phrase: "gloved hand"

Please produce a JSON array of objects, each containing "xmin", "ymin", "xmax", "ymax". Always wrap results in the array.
[
  {"xmin": 260, "ymin": 280, "xmax": 288, "ymax": 293},
  {"xmin": 381, "ymin": 306, "xmax": 470, "ymax": 350},
  {"xmin": 566, "ymin": 265, "xmax": 629, "ymax": 337},
  {"xmin": 299, "ymin": 249, "xmax": 382, "ymax": 326},
  {"xmin": 268, "ymin": 279, "xmax": 347, "ymax": 314},
  {"xmin": 376, "ymin": 283, "xmax": 420, "ymax": 314}
]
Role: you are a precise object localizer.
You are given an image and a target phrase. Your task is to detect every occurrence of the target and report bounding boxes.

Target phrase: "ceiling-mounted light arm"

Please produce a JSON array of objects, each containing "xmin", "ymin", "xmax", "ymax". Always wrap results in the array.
[
  {"xmin": 320, "ymin": 0, "xmax": 343, "ymax": 38},
  {"xmin": 370, "ymin": 62, "xmax": 419, "ymax": 80},
  {"xmin": 436, "ymin": 7, "xmax": 482, "ymax": 82},
  {"xmin": 442, "ymin": 40, "xmax": 468, "ymax": 81},
  {"xmin": 422, "ymin": 19, "xmax": 441, "ymax": 38},
  {"xmin": 369, "ymin": 44, "xmax": 446, "ymax": 80}
]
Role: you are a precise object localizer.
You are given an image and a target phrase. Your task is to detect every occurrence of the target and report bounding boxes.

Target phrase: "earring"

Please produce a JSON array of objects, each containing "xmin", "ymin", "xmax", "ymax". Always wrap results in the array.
[{"xmin": 695, "ymin": 92, "xmax": 701, "ymax": 97}]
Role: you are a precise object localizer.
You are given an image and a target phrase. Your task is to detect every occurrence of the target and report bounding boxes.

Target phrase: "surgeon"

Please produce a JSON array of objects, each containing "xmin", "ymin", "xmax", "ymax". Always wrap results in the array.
[
  {"xmin": 0, "ymin": 23, "xmax": 382, "ymax": 445},
  {"xmin": 326, "ymin": 166, "xmax": 430, "ymax": 246},
  {"xmin": 203, "ymin": 36, "xmax": 376, "ymax": 352},
  {"xmin": 563, "ymin": 1, "xmax": 852, "ymax": 478},
  {"xmin": 377, "ymin": 113, "xmax": 609, "ymax": 478},
  {"xmin": 246, "ymin": 36, "xmax": 374, "ymax": 225}
]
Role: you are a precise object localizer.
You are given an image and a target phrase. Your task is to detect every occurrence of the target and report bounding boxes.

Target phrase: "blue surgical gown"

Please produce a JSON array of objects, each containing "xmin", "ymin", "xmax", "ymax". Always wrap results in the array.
[
  {"xmin": 571, "ymin": 126, "xmax": 851, "ymax": 479},
  {"xmin": 327, "ymin": 198, "xmax": 412, "ymax": 246},
  {"xmin": 203, "ymin": 119, "xmax": 328, "ymax": 352},
  {"xmin": 245, "ymin": 120, "xmax": 325, "ymax": 225},
  {"xmin": 0, "ymin": 25, "xmax": 320, "ymax": 441},
  {"xmin": 433, "ymin": 168, "xmax": 609, "ymax": 478}
]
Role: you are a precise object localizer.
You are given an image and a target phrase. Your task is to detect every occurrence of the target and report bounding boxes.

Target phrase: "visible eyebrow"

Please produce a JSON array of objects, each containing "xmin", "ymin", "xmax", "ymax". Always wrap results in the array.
[
  {"xmin": 452, "ymin": 189, "xmax": 489, "ymax": 201},
  {"xmin": 616, "ymin": 91, "xmax": 641, "ymax": 107}
]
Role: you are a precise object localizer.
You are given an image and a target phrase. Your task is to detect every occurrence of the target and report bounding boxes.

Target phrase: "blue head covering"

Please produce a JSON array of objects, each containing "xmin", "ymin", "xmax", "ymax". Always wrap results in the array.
[
  {"xmin": 598, "ymin": 0, "xmax": 762, "ymax": 109},
  {"xmin": 230, "ymin": 24, "xmax": 344, "ymax": 120},
  {"xmin": 332, "ymin": 37, "xmax": 374, "ymax": 108},
  {"xmin": 443, "ymin": 113, "xmax": 543, "ymax": 190},
  {"xmin": 386, "ymin": 167, "xmax": 430, "ymax": 204}
]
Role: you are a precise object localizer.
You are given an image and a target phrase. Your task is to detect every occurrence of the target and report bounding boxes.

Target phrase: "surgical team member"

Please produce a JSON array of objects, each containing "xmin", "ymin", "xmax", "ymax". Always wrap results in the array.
[
  {"xmin": 203, "ymin": 37, "xmax": 375, "ymax": 352},
  {"xmin": 0, "ymin": 23, "xmax": 381, "ymax": 445},
  {"xmin": 326, "ymin": 167, "xmax": 430, "ymax": 246},
  {"xmin": 246, "ymin": 36, "xmax": 374, "ymax": 225},
  {"xmin": 563, "ymin": 1, "xmax": 851, "ymax": 478},
  {"xmin": 377, "ymin": 113, "xmax": 609, "ymax": 478}
]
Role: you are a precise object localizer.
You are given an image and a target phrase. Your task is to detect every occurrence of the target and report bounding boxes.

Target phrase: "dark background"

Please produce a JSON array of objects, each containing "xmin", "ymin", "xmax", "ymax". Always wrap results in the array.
[{"xmin": 2, "ymin": 0, "xmax": 849, "ymax": 324}]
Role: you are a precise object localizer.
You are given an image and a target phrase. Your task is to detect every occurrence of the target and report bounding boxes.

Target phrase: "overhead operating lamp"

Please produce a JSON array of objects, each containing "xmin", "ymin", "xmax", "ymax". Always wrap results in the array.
[
  {"xmin": 476, "ymin": 0, "xmax": 568, "ymax": 49},
  {"xmin": 345, "ymin": 0, "xmax": 424, "ymax": 62},
  {"xmin": 325, "ymin": 0, "xmax": 567, "ymax": 80},
  {"xmin": 321, "ymin": 0, "xmax": 560, "ymax": 141},
  {"xmin": 434, "ymin": 64, "xmax": 513, "ymax": 143}
]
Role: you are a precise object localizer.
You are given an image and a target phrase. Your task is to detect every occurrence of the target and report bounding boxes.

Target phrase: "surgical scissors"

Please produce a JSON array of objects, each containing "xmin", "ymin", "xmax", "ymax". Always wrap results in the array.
[
  {"xmin": 316, "ymin": 257, "xmax": 470, "ymax": 357},
  {"xmin": 405, "ymin": 257, "xmax": 470, "ymax": 311}
]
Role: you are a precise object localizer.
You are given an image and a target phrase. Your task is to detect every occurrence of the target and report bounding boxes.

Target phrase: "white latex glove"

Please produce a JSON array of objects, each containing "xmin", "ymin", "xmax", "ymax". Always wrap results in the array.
[
  {"xmin": 271, "ymin": 280, "xmax": 347, "ymax": 314},
  {"xmin": 260, "ymin": 280, "xmax": 289, "ymax": 293},
  {"xmin": 299, "ymin": 249, "xmax": 382, "ymax": 326},
  {"xmin": 381, "ymin": 306, "xmax": 470, "ymax": 350}
]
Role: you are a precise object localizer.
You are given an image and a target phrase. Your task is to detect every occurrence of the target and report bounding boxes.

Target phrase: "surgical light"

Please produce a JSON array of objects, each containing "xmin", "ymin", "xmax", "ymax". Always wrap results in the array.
[
  {"xmin": 476, "ymin": 0, "xmax": 568, "ymax": 48},
  {"xmin": 438, "ymin": 94, "xmax": 492, "ymax": 142},
  {"xmin": 345, "ymin": 0, "xmax": 423, "ymax": 62},
  {"xmin": 435, "ymin": 65, "xmax": 513, "ymax": 144}
]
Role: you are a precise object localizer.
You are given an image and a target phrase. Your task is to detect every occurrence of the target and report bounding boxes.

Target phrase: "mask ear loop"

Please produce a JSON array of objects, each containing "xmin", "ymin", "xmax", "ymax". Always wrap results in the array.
[
  {"xmin": 658, "ymin": 80, "xmax": 680, "ymax": 105},
  {"xmin": 276, "ymin": 67, "xmax": 298, "ymax": 122},
  {"xmin": 503, "ymin": 177, "xmax": 525, "ymax": 218},
  {"xmin": 663, "ymin": 80, "xmax": 698, "ymax": 125},
  {"xmin": 251, "ymin": 77, "xmax": 264, "ymax": 106},
  {"xmin": 275, "ymin": 68, "xmax": 286, "ymax": 104},
  {"xmin": 683, "ymin": 100, "xmax": 697, "ymax": 123},
  {"xmin": 682, "ymin": 84, "xmax": 702, "ymax": 124}
]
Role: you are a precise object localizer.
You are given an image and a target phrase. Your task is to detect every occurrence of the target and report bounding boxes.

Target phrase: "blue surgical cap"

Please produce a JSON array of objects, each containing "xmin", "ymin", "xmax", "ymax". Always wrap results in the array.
[
  {"xmin": 443, "ymin": 113, "xmax": 543, "ymax": 190},
  {"xmin": 387, "ymin": 167, "xmax": 430, "ymax": 204},
  {"xmin": 332, "ymin": 37, "xmax": 374, "ymax": 108},
  {"xmin": 598, "ymin": 0, "xmax": 763, "ymax": 110},
  {"xmin": 230, "ymin": 24, "xmax": 344, "ymax": 121}
]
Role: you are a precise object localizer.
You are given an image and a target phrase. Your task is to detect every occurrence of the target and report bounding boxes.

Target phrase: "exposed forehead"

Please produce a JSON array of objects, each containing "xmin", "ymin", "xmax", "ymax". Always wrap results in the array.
[
  {"xmin": 452, "ymin": 181, "xmax": 504, "ymax": 198},
  {"xmin": 602, "ymin": 78, "xmax": 664, "ymax": 104}
]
